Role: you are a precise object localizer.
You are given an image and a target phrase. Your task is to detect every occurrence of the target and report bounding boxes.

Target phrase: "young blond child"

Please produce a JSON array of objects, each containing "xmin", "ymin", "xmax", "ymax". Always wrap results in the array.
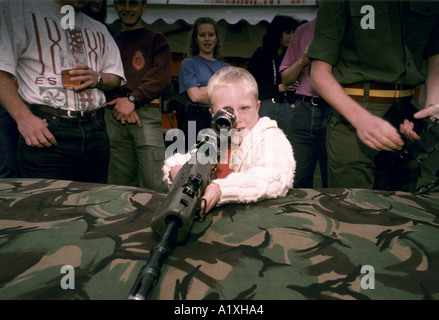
[{"xmin": 163, "ymin": 66, "xmax": 295, "ymax": 213}]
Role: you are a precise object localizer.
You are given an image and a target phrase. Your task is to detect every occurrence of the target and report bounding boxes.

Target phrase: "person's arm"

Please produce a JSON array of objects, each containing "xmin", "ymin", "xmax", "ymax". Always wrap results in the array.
[
  {"xmin": 187, "ymin": 86, "xmax": 209, "ymax": 105},
  {"xmin": 162, "ymin": 152, "xmax": 192, "ymax": 185},
  {"xmin": 424, "ymin": 54, "xmax": 439, "ymax": 108},
  {"xmin": 0, "ymin": 4, "xmax": 56, "ymax": 148},
  {"xmin": 179, "ymin": 58, "xmax": 210, "ymax": 105},
  {"xmin": 311, "ymin": 60, "xmax": 404, "ymax": 152},
  {"xmin": 70, "ymin": 21, "xmax": 125, "ymax": 93},
  {"xmin": 401, "ymin": 54, "xmax": 439, "ymax": 140},
  {"xmin": 69, "ymin": 64, "xmax": 122, "ymax": 92},
  {"xmin": 107, "ymin": 96, "xmax": 142, "ymax": 127},
  {"xmin": 0, "ymin": 71, "xmax": 57, "ymax": 148},
  {"xmin": 71, "ymin": 64, "xmax": 132, "ymax": 124},
  {"xmin": 110, "ymin": 33, "xmax": 172, "ymax": 126},
  {"xmin": 281, "ymin": 44, "xmax": 310, "ymax": 86}
]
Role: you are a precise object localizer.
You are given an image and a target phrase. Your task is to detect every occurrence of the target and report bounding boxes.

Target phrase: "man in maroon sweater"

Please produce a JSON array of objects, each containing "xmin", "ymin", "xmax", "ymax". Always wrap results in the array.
[{"xmin": 105, "ymin": 0, "xmax": 172, "ymax": 192}]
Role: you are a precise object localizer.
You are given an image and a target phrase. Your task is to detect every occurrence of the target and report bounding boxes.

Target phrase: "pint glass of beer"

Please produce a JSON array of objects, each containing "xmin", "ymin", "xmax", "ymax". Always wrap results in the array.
[{"xmin": 60, "ymin": 50, "xmax": 86, "ymax": 88}]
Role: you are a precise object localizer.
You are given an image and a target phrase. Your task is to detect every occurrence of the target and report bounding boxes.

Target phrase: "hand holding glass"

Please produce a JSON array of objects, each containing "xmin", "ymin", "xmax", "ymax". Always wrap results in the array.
[{"xmin": 60, "ymin": 51, "xmax": 86, "ymax": 88}]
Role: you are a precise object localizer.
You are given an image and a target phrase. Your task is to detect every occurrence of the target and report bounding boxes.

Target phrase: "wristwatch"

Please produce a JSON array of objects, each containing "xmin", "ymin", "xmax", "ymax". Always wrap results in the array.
[
  {"xmin": 96, "ymin": 73, "xmax": 104, "ymax": 89},
  {"xmin": 127, "ymin": 94, "xmax": 137, "ymax": 108}
]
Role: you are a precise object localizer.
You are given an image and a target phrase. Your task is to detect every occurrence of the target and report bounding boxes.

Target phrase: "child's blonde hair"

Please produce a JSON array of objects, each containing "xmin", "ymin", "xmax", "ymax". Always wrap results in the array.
[{"xmin": 207, "ymin": 66, "xmax": 259, "ymax": 106}]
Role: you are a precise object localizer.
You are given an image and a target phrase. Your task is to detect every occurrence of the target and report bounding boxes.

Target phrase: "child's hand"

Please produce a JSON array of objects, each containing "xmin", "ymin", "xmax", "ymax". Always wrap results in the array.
[{"xmin": 200, "ymin": 183, "xmax": 222, "ymax": 214}]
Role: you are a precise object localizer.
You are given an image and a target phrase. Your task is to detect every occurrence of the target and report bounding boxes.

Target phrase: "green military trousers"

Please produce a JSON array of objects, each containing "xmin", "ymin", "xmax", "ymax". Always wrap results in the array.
[
  {"xmin": 104, "ymin": 106, "xmax": 168, "ymax": 193},
  {"xmin": 326, "ymin": 100, "xmax": 419, "ymax": 192}
]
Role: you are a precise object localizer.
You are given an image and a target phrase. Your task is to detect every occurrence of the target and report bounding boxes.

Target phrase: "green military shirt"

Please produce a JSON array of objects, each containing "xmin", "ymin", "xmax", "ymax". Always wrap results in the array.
[{"xmin": 307, "ymin": 1, "xmax": 439, "ymax": 86}]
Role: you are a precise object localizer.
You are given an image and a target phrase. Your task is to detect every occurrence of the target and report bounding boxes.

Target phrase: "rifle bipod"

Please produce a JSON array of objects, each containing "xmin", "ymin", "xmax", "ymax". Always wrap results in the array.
[{"xmin": 127, "ymin": 218, "xmax": 179, "ymax": 300}]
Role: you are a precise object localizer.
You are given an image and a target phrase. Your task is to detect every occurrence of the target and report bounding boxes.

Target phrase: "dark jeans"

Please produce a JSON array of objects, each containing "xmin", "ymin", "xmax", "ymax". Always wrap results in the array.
[
  {"xmin": 0, "ymin": 105, "xmax": 20, "ymax": 178},
  {"xmin": 182, "ymin": 106, "xmax": 212, "ymax": 151},
  {"xmin": 290, "ymin": 99, "xmax": 332, "ymax": 188},
  {"xmin": 18, "ymin": 108, "xmax": 110, "ymax": 183}
]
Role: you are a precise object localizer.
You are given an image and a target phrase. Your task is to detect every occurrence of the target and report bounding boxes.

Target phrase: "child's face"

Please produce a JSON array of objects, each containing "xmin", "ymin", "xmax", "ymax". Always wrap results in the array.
[{"xmin": 210, "ymin": 84, "xmax": 260, "ymax": 142}]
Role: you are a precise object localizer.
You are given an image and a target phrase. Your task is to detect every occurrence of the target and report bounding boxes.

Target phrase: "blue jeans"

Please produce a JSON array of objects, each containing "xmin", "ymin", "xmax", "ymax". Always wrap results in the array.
[
  {"xmin": 259, "ymin": 100, "xmax": 294, "ymax": 147},
  {"xmin": 290, "ymin": 99, "xmax": 332, "ymax": 188},
  {"xmin": 0, "ymin": 105, "xmax": 20, "ymax": 178},
  {"xmin": 17, "ymin": 108, "xmax": 110, "ymax": 183}
]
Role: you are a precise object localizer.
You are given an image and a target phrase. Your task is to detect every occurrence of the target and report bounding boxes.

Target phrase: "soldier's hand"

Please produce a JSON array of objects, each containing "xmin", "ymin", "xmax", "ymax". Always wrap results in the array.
[
  {"xmin": 356, "ymin": 113, "xmax": 404, "ymax": 152},
  {"xmin": 400, "ymin": 104, "xmax": 439, "ymax": 141}
]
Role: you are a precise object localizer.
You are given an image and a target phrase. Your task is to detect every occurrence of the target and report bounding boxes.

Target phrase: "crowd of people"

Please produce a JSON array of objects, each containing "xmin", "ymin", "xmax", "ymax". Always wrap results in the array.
[{"xmin": 1, "ymin": 0, "xmax": 439, "ymax": 213}]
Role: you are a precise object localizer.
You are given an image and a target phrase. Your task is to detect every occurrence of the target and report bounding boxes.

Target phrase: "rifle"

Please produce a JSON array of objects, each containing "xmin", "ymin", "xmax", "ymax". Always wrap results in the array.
[
  {"xmin": 383, "ymin": 100, "xmax": 439, "ymax": 193},
  {"xmin": 127, "ymin": 107, "xmax": 236, "ymax": 300}
]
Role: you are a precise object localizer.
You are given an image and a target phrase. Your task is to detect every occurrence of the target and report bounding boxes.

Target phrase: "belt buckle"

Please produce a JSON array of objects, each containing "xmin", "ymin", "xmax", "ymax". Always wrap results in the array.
[
  {"xmin": 66, "ymin": 110, "xmax": 86, "ymax": 118},
  {"xmin": 66, "ymin": 110, "xmax": 75, "ymax": 118},
  {"xmin": 311, "ymin": 96, "xmax": 319, "ymax": 106}
]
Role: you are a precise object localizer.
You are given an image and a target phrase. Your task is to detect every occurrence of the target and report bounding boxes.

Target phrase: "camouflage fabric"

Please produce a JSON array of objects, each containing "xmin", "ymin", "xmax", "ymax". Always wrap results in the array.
[{"xmin": 0, "ymin": 178, "xmax": 438, "ymax": 300}]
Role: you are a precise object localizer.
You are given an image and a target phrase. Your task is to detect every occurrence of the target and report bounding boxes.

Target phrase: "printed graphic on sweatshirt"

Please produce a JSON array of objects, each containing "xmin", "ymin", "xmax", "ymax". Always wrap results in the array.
[{"xmin": 132, "ymin": 51, "xmax": 145, "ymax": 71}]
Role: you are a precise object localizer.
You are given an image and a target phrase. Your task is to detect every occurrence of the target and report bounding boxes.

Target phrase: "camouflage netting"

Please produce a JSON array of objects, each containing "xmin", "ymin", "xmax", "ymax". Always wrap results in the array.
[{"xmin": 0, "ymin": 179, "xmax": 438, "ymax": 300}]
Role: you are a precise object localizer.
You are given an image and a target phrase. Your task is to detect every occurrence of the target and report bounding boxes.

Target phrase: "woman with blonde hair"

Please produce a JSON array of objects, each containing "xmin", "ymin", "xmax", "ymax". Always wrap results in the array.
[{"xmin": 179, "ymin": 17, "xmax": 230, "ymax": 150}]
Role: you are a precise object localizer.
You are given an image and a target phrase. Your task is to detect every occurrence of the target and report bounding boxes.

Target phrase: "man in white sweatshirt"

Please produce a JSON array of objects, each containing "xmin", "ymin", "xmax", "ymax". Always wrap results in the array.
[{"xmin": 163, "ymin": 66, "xmax": 296, "ymax": 213}]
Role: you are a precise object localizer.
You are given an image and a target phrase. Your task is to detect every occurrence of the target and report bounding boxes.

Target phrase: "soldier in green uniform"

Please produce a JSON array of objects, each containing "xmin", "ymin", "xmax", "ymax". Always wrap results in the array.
[{"xmin": 308, "ymin": 1, "xmax": 439, "ymax": 191}]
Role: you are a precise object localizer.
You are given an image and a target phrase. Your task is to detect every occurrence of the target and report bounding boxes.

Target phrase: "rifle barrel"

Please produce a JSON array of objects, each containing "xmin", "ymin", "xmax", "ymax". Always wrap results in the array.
[{"xmin": 127, "ymin": 219, "xmax": 179, "ymax": 300}]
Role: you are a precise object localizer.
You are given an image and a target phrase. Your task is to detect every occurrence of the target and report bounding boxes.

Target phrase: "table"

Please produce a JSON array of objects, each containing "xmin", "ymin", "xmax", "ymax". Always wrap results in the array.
[{"xmin": 1, "ymin": 178, "xmax": 438, "ymax": 300}]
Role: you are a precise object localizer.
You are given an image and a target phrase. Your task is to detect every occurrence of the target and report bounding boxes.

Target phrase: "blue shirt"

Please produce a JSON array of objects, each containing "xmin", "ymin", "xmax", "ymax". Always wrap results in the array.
[{"xmin": 179, "ymin": 55, "xmax": 229, "ymax": 109}]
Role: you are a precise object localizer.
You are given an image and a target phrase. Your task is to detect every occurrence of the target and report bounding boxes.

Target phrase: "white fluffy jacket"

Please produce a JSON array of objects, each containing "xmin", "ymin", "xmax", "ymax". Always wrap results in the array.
[{"xmin": 162, "ymin": 117, "xmax": 296, "ymax": 206}]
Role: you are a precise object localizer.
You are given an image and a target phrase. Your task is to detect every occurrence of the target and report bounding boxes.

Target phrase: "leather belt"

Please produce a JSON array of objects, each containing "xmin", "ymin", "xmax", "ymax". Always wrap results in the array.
[
  {"xmin": 343, "ymin": 83, "xmax": 414, "ymax": 104},
  {"xmin": 295, "ymin": 94, "xmax": 328, "ymax": 106},
  {"xmin": 262, "ymin": 98, "xmax": 283, "ymax": 104},
  {"xmin": 149, "ymin": 98, "xmax": 160, "ymax": 108},
  {"xmin": 30, "ymin": 104, "xmax": 98, "ymax": 119}
]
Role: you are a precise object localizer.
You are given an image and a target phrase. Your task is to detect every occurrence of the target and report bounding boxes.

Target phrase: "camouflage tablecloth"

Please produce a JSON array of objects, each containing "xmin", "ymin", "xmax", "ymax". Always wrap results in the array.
[{"xmin": 0, "ymin": 178, "xmax": 438, "ymax": 300}]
